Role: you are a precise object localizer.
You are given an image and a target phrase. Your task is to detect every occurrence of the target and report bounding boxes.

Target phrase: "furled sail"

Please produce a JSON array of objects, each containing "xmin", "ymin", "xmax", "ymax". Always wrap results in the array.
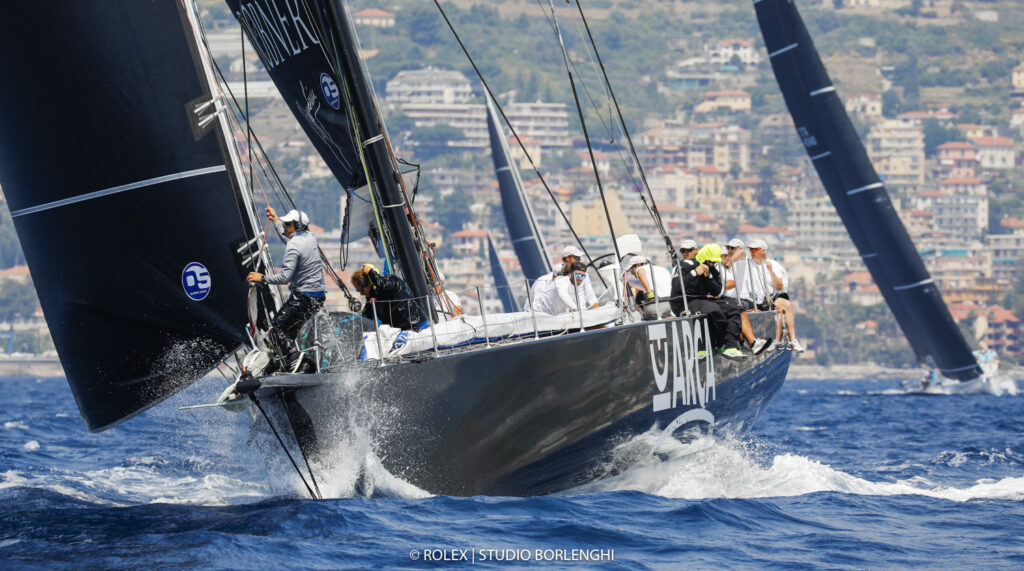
[
  {"xmin": 487, "ymin": 235, "xmax": 519, "ymax": 313},
  {"xmin": 485, "ymin": 94, "xmax": 552, "ymax": 282},
  {"xmin": 754, "ymin": 0, "xmax": 981, "ymax": 380},
  {"xmin": 0, "ymin": 1, "xmax": 264, "ymax": 430}
]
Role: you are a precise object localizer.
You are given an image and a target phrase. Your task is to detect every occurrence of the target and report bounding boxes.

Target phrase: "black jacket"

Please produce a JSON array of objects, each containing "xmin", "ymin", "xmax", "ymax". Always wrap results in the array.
[
  {"xmin": 361, "ymin": 269, "xmax": 428, "ymax": 330},
  {"xmin": 672, "ymin": 258, "xmax": 723, "ymax": 301}
]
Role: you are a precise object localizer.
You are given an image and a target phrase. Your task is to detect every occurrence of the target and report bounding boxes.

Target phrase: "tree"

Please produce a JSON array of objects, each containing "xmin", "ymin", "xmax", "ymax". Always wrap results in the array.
[
  {"xmin": 922, "ymin": 119, "xmax": 956, "ymax": 156},
  {"xmin": 882, "ymin": 90, "xmax": 903, "ymax": 118},
  {"xmin": 432, "ymin": 187, "xmax": 473, "ymax": 235},
  {"xmin": 0, "ymin": 279, "xmax": 38, "ymax": 330},
  {"xmin": 409, "ymin": 124, "xmax": 466, "ymax": 161}
]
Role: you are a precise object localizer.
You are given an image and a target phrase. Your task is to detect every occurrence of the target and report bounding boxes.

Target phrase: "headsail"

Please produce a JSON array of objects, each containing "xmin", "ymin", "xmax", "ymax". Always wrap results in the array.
[
  {"xmin": 754, "ymin": 0, "xmax": 982, "ymax": 380},
  {"xmin": 485, "ymin": 94, "xmax": 552, "ymax": 282},
  {"xmin": 0, "ymin": 1, "xmax": 263, "ymax": 430}
]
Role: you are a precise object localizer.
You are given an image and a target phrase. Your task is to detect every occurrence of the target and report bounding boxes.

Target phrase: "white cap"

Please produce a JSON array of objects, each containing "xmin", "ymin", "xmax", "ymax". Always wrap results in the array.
[
  {"xmin": 679, "ymin": 239, "xmax": 697, "ymax": 250},
  {"xmin": 628, "ymin": 255, "xmax": 649, "ymax": 268},
  {"xmin": 562, "ymin": 245, "xmax": 583, "ymax": 258},
  {"xmin": 726, "ymin": 238, "xmax": 745, "ymax": 248},
  {"xmin": 279, "ymin": 209, "xmax": 309, "ymax": 226},
  {"xmin": 437, "ymin": 271, "xmax": 446, "ymax": 283},
  {"xmin": 749, "ymin": 239, "xmax": 767, "ymax": 250}
]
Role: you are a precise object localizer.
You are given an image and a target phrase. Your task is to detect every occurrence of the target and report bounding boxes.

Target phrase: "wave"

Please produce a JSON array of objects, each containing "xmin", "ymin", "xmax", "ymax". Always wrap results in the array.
[{"xmin": 571, "ymin": 429, "xmax": 1024, "ymax": 502}]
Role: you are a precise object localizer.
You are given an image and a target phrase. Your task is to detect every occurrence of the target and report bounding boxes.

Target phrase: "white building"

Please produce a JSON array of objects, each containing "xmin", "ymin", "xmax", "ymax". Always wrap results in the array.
[
  {"xmin": 399, "ymin": 101, "xmax": 571, "ymax": 149},
  {"xmin": 386, "ymin": 68, "xmax": 473, "ymax": 105},
  {"xmin": 867, "ymin": 118, "xmax": 926, "ymax": 188},
  {"xmin": 705, "ymin": 39, "xmax": 761, "ymax": 67},
  {"xmin": 970, "ymin": 136, "xmax": 1017, "ymax": 170},
  {"xmin": 932, "ymin": 194, "xmax": 988, "ymax": 239}
]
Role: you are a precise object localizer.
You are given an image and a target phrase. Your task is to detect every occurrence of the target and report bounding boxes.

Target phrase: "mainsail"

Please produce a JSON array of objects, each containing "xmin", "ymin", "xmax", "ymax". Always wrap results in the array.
[
  {"xmin": 485, "ymin": 94, "xmax": 552, "ymax": 282},
  {"xmin": 227, "ymin": 0, "xmax": 432, "ymax": 301},
  {"xmin": 0, "ymin": 1, "xmax": 264, "ymax": 430},
  {"xmin": 754, "ymin": 0, "xmax": 982, "ymax": 380}
]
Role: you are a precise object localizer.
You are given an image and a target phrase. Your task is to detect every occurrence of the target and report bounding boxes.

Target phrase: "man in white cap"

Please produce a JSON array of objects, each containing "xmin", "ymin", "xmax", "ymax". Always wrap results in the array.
[
  {"xmin": 723, "ymin": 238, "xmax": 770, "ymax": 355},
  {"xmin": 247, "ymin": 206, "xmax": 326, "ymax": 373},
  {"xmin": 748, "ymin": 239, "xmax": 803, "ymax": 352},
  {"xmin": 528, "ymin": 244, "xmax": 584, "ymax": 314},
  {"xmin": 625, "ymin": 254, "xmax": 672, "ymax": 320}
]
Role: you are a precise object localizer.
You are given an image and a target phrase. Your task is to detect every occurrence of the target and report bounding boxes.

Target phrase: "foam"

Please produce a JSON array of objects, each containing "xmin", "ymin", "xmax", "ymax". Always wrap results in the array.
[{"xmin": 573, "ymin": 431, "xmax": 1024, "ymax": 502}]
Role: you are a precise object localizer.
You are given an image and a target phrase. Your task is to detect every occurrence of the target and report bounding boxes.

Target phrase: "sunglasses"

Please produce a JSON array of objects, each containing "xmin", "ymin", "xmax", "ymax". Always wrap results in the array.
[{"xmin": 573, "ymin": 273, "xmax": 587, "ymax": 280}]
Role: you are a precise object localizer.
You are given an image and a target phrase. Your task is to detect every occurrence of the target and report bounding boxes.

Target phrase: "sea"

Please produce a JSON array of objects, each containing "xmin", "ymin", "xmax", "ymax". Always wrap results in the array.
[{"xmin": 1, "ymin": 374, "xmax": 1022, "ymax": 569}]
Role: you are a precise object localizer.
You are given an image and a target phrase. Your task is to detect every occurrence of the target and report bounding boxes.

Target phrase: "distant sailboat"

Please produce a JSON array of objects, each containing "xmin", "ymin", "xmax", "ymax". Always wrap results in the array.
[{"xmin": 754, "ymin": 0, "xmax": 983, "ymax": 382}]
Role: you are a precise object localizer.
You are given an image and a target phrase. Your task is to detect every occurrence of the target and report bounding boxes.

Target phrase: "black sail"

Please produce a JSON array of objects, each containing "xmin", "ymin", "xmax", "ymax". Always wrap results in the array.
[
  {"xmin": 487, "ymin": 235, "xmax": 519, "ymax": 313},
  {"xmin": 754, "ymin": 0, "xmax": 981, "ymax": 380},
  {"xmin": 0, "ymin": 2, "xmax": 260, "ymax": 430},
  {"xmin": 485, "ymin": 95, "xmax": 552, "ymax": 282},
  {"xmin": 226, "ymin": 0, "xmax": 365, "ymax": 190}
]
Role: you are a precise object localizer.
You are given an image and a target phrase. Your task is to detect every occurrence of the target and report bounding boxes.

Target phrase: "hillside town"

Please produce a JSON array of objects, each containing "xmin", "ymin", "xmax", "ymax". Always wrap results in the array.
[{"xmin": 0, "ymin": 0, "xmax": 1022, "ymax": 371}]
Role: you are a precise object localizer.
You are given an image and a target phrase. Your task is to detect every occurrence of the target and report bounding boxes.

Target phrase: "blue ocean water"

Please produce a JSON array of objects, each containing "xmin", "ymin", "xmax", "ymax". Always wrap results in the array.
[{"xmin": 1, "ymin": 375, "xmax": 1022, "ymax": 569}]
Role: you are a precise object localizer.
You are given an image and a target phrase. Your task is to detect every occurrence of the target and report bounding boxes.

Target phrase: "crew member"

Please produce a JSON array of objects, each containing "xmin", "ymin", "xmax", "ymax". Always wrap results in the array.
[
  {"xmin": 553, "ymin": 261, "xmax": 600, "ymax": 313},
  {"xmin": 675, "ymin": 244, "xmax": 745, "ymax": 360},
  {"xmin": 247, "ymin": 207, "xmax": 325, "ymax": 373},
  {"xmin": 748, "ymin": 239, "xmax": 804, "ymax": 352},
  {"xmin": 625, "ymin": 255, "xmax": 672, "ymax": 320},
  {"xmin": 351, "ymin": 264, "xmax": 428, "ymax": 331}
]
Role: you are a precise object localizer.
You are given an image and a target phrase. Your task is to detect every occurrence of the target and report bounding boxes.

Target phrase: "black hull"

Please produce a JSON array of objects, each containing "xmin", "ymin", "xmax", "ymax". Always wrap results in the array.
[{"xmin": 268, "ymin": 312, "xmax": 790, "ymax": 497}]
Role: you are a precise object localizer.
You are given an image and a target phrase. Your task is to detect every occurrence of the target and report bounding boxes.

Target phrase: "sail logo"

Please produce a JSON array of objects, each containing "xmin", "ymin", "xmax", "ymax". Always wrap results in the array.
[
  {"xmin": 182, "ymin": 262, "xmax": 212, "ymax": 301},
  {"xmin": 320, "ymin": 73, "xmax": 340, "ymax": 110},
  {"xmin": 647, "ymin": 319, "xmax": 716, "ymax": 412}
]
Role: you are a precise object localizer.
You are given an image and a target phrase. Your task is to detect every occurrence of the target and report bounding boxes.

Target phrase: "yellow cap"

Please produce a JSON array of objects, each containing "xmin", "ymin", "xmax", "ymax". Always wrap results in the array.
[{"xmin": 696, "ymin": 244, "xmax": 722, "ymax": 264}]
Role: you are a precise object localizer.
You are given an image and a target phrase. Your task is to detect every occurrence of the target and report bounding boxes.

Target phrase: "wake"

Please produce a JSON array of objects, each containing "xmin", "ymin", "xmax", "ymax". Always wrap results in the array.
[{"xmin": 570, "ymin": 429, "xmax": 1024, "ymax": 502}]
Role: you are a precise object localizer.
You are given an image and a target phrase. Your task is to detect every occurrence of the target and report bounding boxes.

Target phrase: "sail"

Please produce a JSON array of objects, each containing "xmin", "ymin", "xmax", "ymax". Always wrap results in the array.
[
  {"xmin": 754, "ymin": 0, "xmax": 981, "ymax": 380},
  {"xmin": 230, "ymin": 0, "xmax": 431, "ymax": 300},
  {"xmin": 485, "ymin": 94, "xmax": 552, "ymax": 282},
  {"xmin": 487, "ymin": 235, "xmax": 519, "ymax": 313},
  {"xmin": 225, "ymin": 0, "xmax": 366, "ymax": 190},
  {"xmin": 0, "ymin": 1, "xmax": 263, "ymax": 430}
]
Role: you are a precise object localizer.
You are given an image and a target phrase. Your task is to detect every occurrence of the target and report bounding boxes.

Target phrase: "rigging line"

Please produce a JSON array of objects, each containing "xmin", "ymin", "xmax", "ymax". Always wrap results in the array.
[
  {"xmin": 431, "ymin": 0, "xmax": 601, "ymax": 276},
  {"xmin": 242, "ymin": 21, "xmax": 253, "ymax": 196},
  {"xmin": 572, "ymin": 0, "xmax": 672, "ymax": 251},
  {"xmin": 571, "ymin": 3, "xmax": 679, "ymax": 283},
  {"xmin": 186, "ymin": 0, "xmax": 263, "ymax": 265},
  {"xmin": 548, "ymin": 0, "xmax": 623, "ymax": 266},
  {"xmin": 316, "ymin": 5, "xmax": 396, "ymax": 274},
  {"xmin": 277, "ymin": 392, "xmax": 323, "ymax": 500},
  {"xmin": 206, "ymin": 27, "xmax": 357, "ymax": 307},
  {"xmin": 251, "ymin": 394, "xmax": 320, "ymax": 500}
]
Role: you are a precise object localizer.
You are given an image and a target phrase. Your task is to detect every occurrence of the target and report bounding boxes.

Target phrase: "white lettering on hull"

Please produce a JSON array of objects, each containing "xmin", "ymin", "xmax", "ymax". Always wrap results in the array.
[{"xmin": 647, "ymin": 319, "xmax": 716, "ymax": 413}]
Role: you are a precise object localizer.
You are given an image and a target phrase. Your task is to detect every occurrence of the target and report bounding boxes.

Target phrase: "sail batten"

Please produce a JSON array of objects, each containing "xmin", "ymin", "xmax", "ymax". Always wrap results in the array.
[{"xmin": 755, "ymin": 0, "xmax": 981, "ymax": 380}]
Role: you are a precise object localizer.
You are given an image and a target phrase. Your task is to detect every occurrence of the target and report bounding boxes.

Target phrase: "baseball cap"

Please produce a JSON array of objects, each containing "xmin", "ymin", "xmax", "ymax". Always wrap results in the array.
[
  {"xmin": 679, "ymin": 239, "xmax": 697, "ymax": 250},
  {"xmin": 628, "ymin": 255, "xmax": 649, "ymax": 268},
  {"xmin": 561, "ymin": 245, "xmax": 583, "ymax": 258},
  {"xmin": 726, "ymin": 238, "xmax": 745, "ymax": 248},
  {"xmin": 279, "ymin": 209, "xmax": 309, "ymax": 226},
  {"xmin": 748, "ymin": 239, "xmax": 767, "ymax": 250}
]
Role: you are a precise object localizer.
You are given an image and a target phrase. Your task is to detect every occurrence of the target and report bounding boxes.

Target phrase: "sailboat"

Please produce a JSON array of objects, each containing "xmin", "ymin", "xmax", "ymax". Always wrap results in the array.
[
  {"xmin": 0, "ymin": 0, "xmax": 792, "ymax": 498},
  {"xmin": 753, "ymin": 0, "xmax": 991, "ymax": 391}
]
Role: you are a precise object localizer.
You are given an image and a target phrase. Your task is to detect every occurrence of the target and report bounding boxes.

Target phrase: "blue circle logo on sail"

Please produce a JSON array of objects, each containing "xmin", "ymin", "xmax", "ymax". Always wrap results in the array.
[
  {"xmin": 182, "ymin": 262, "xmax": 211, "ymax": 301},
  {"xmin": 320, "ymin": 73, "xmax": 340, "ymax": 110}
]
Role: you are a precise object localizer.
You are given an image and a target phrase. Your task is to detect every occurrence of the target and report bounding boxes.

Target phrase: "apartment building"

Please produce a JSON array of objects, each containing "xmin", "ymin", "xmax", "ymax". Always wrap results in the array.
[{"xmin": 867, "ymin": 118, "xmax": 926, "ymax": 188}]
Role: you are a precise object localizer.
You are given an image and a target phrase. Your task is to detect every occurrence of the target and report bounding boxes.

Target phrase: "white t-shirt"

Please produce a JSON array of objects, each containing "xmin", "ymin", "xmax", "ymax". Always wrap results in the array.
[
  {"xmin": 627, "ymin": 263, "xmax": 672, "ymax": 299},
  {"xmin": 748, "ymin": 258, "xmax": 789, "ymax": 303},
  {"xmin": 553, "ymin": 274, "xmax": 599, "ymax": 312},
  {"xmin": 528, "ymin": 273, "xmax": 558, "ymax": 314},
  {"xmin": 724, "ymin": 260, "xmax": 752, "ymax": 301}
]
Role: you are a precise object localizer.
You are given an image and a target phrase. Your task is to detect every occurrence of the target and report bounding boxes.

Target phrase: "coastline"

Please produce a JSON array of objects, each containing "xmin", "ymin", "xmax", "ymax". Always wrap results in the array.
[{"xmin": 788, "ymin": 362, "xmax": 1024, "ymax": 381}]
